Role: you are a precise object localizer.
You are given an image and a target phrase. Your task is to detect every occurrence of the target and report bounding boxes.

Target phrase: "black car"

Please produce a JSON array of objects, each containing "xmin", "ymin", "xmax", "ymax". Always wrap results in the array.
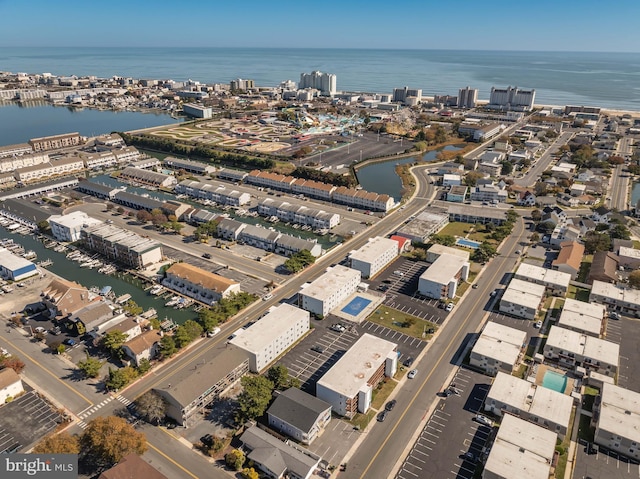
[
  {"xmin": 377, "ymin": 410, "xmax": 388, "ymax": 422},
  {"xmin": 201, "ymin": 434, "xmax": 214, "ymax": 446},
  {"xmin": 403, "ymin": 357, "xmax": 414, "ymax": 367},
  {"xmin": 311, "ymin": 345, "xmax": 325, "ymax": 354},
  {"xmin": 202, "ymin": 253, "xmax": 212, "ymax": 259},
  {"xmin": 385, "ymin": 400, "xmax": 397, "ymax": 411}
]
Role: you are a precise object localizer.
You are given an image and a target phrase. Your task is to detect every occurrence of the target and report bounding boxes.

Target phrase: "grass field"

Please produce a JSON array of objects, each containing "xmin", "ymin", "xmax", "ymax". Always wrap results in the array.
[
  {"xmin": 371, "ymin": 378, "xmax": 398, "ymax": 410},
  {"xmin": 368, "ymin": 305, "xmax": 437, "ymax": 340}
]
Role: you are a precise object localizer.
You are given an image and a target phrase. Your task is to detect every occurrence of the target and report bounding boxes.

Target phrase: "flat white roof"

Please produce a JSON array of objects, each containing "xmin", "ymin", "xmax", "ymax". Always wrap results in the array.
[
  {"xmin": 484, "ymin": 414, "xmax": 556, "ymax": 479},
  {"xmin": 348, "ymin": 237, "xmax": 398, "ymax": 264},
  {"xmin": 487, "ymin": 372, "xmax": 573, "ymax": 430},
  {"xmin": 546, "ymin": 325, "xmax": 619, "ymax": 365},
  {"xmin": 0, "ymin": 247, "xmax": 35, "ymax": 271},
  {"xmin": 229, "ymin": 304, "xmax": 308, "ymax": 353},
  {"xmin": 558, "ymin": 299, "xmax": 604, "ymax": 336},
  {"xmin": 472, "ymin": 322, "xmax": 526, "ymax": 366},
  {"xmin": 317, "ymin": 333, "xmax": 396, "ymax": 399},
  {"xmin": 591, "ymin": 280, "xmax": 640, "ymax": 307},
  {"xmin": 598, "ymin": 383, "xmax": 640, "ymax": 445},
  {"xmin": 501, "ymin": 278, "xmax": 545, "ymax": 309},
  {"xmin": 419, "ymin": 253, "xmax": 468, "ymax": 285},
  {"xmin": 49, "ymin": 211, "xmax": 102, "ymax": 229},
  {"xmin": 300, "ymin": 265, "xmax": 360, "ymax": 302},
  {"xmin": 619, "ymin": 246, "xmax": 640, "ymax": 260},
  {"xmin": 516, "ymin": 262, "xmax": 571, "ymax": 289},
  {"xmin": 426, "ymin": 243, "xmax": 470, "ymax": 261}
]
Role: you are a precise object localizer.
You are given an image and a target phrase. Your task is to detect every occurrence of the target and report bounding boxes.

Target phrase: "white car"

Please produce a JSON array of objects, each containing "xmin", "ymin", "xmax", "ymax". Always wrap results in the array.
[
  {"xmin": 207, "ymin": 327, "xmax": 221, "ymax": 337},
  {"xmin": 445, "ymin": 303, "xmax": 454, "ymax": 312},
  {"xmin": 475, "ymin": 414, "xmax": 493, "ymax": 427},
  {"xmin": 534, "ymin": 320, "xmax": 543, "ymax": 329},
  {"xmin": 408, "ymin": 369, "xmax": 418, "ymax": 379},
  {"xmin": 262, "ymin": 293, "xmax": 273, "ymax": 301}
]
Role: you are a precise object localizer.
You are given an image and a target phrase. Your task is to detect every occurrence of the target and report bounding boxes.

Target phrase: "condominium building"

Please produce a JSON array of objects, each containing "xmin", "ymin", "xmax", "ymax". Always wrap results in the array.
[
  {"xmin": 14, "ymin": 156, "xmax": 85, "ymax": 183},
  {"xmin": 230, "ymin": 78, "xmax": 255, "ymax": 91},
  {"xmin": 0, "ymin": 143, "xmax": 32, "ymax": 158},
  {"xmin": 48, "ymin": 211, "xmax": 102, "ymax": 242},
  {"xmin": 348, "ymin": 236, "xmax": 399, "ymax": 279},
  {"xmin": 544, "ymin": 325, "xmax": 619, "ymax": 377},
  {"xmin": 514, "ymin": 263, "xmax": 571, "ymax": 296},
  {"xmin": 182, "ymin": 103, "xmax": 212, "ymax": 119},
  {"xmin": 589, "ymin": 280, "xmax": 640, "ymax": 318},
  {"xmin": 257, "ymin": 198, "xmax": 340, "ymax": 229},
  {"xmin": 165, "ymin": 158, "xmax": 216, "ymax": 175},
  {"xmin": 557, "ymin": 298, "xmax": 605, "ymax": 337},
  {"xmin": 316, "ymin": 333, "xmax": 397, "ymax": 417},
  {"xmin": 81, "ymin": 223, "xmax": 163, "ymax": 269},
  {"xmin": 299, "ymin": 71, "xmax": 336, "ymax": 96},
  {"xmin": 0, "ymin": 152, "xmax": 49, "ymax": 173},
  {"xmin": 299, "ymin": 265, "xmax": 361, "ymax": 317},
  {"xmin": 484, "ymin": 372, "xmax": 573, "ymax": 438},
  {"xmin": 488, "ymin": 86, "xmax": 536, "ymax": 111},
  {"xmin": 230, "ymin": 304, "xmax": 309, "ymax": 372},
  {"xmin": 418, "ymin": 253, "xmax": 469, "ymax": 299},
  {"xmin": 119, "ymin": 167, "xmax": 177, "ymax": 188},
  {"xmin": 457, "ymin": 86, "xmax": 478, "ymax": 108},
  {"xmin": 594, "ymin": 383, "xmax": 640, "ymax": 460},
  {"xmin": 175, "ymin": 179, "xmax": 250, "ymax": 206},
  {"xmin": 470, "ymin": 322, "xmax": 526, "ymax": 376},
  {"xmin": 499, "ymin": 278, "xmax": 545, "ymax": 320},
  {"xmin": 29, "ymin": 132, "xmax": 82, "ymax": 151},
  {"xmin": 162, "ymin": 263, "xmax": 240, "ymax": 305}
]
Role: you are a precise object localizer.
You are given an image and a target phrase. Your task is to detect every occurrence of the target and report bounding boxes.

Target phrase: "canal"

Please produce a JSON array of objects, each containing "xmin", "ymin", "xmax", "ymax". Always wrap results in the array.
[
  {"xmin": 355, "ymin": 145, "xmax": 463, "ymax": 200},
  {"xmin": 0, "ymin": 227, "xmax": 197, "ymax": 325}
]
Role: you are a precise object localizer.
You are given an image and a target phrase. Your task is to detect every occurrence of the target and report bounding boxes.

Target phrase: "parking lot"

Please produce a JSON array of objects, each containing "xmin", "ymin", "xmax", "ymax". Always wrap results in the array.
[
  {"xmin": 396, "ymin": 368, "xmax": 492, "ymax": 479},
  {"xmin": 369, "ymin": 258, "xmax": 449, "ymax": 325},
  {"xmin": 574, "ymin": 442, "xmax": 640, "ymax": 479},
  {"xmin": 0, "ymin": 390, "xmax": 64, "ymax": 453},
  {"xmin": 605, "ymin": 316, "xmax": 640, "ymax": 393},
  {"xmin": 277, "ymin": 317, "xmax": 426, "ymax": 395}
]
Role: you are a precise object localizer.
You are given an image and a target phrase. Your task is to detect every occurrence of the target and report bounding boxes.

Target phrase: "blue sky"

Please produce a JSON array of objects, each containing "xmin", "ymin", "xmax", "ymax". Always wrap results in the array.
[{"xmin": 0, "ymin": 0, "xmax": 639, "ymax": 52}]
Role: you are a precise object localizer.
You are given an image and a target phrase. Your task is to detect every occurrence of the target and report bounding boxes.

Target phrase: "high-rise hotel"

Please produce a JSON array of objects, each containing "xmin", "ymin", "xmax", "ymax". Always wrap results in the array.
[{"xmin": 299, "ymin": 71, "xmax": 337, "ymax": 96}]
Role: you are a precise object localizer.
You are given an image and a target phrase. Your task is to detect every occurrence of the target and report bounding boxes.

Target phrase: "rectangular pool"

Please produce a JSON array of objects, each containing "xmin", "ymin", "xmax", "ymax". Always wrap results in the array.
[
  {"xmin": 542, "ymin": 370, "xmax": 568, "ymax": 393},
  {"xmin": 341, "ymin": 296, "xmax": 372, "ymax": 317},
  {"xmin": 456, "ymin": 238, "xmax": 481, "ymax": 249}
]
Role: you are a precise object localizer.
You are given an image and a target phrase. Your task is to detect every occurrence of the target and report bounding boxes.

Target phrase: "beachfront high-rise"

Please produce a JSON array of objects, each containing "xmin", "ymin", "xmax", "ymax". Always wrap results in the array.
[
  {"xmin": 299, "ymin": 71, "xmax": 336, "ymax": 96},
  {"xmin": 457, "ymin": 86, "xmax": 478, "ymax": 108},
  {"xmin": 488, "ymin": 86, "xmax": 536, "ymax": 111}
]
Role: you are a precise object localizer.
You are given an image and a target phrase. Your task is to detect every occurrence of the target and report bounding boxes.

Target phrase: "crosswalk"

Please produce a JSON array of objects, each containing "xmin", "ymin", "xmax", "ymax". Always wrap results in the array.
[{"xmin": 76, "ymin": 395, "xmax": 133, "ymax": 429}]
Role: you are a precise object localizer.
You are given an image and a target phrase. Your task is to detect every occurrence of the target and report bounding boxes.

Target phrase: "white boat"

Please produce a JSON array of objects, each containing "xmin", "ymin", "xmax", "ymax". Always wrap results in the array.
[
  {"xmin": 165, "ymin": 296, "xmax": 180, "ymax": 307},
  {"xmin": 22, "ymin": 250, "xmax": 37, "ymax": 260},
  {"xmin": 149, "ymin": 285, "xmax": 164, "ymax": 295}
]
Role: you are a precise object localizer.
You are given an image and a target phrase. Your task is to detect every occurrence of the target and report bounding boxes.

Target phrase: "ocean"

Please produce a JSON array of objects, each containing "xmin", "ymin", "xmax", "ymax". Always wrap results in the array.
[{"xmin": 2, "ymin": 47, "xmax": 640, "ymax": 111}]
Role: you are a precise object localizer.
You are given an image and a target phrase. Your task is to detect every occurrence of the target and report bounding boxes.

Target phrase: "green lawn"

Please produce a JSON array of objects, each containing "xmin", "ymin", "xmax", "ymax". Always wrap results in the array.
[
  {"xmin": 555, "ymin": 407, "xmax": 577, "ymax": 479},
  {"xmin": 347, "ymin": 410, "xmax": 377, "ymax": 431},
  {"xmin": 368, "ymin": 305, "xmax": 437, "ymax": 340},
  {"xmin": 578, "ymin": 255, "xmax": 593, "ymax": 283},
  {"xmin": 371, "ymin": 378, "xmax": 398, "ymax": 410},
  {"xmin": 438, "ymin": 222, "xmax": 474, "ymax": 238},
  {"xmin": 577, "ymin": 413, "xmax": 595, "ymax": 443},
  {"xmin": 567, "ymin": 285, "xmax": 591, "ymax": 301}
]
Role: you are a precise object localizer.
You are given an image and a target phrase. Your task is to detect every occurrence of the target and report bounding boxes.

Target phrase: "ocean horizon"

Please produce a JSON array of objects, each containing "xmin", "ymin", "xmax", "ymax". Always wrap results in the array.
[{"xmin": 1, "ymin": 47, "xmax": 640, "ymax": 111}]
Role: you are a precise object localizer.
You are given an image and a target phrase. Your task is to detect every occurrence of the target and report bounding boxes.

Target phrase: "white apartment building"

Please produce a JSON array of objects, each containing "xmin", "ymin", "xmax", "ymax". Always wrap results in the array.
[
  {"xmin": 163, "ymin": 263, "xmax": 240, "ymax": 305},
  {"xmin": 14, "ymin": 156, "xmax": 85, "ymax": 183},
  {"xmin": 48, "ymin": 211, "xmax": 102, "ymax": 242},
  {"xmin": 0, "ymin": 143, "xmax": 32, "ymax": 158},
  {"xmin": 348, "ymin": 236, "xmax": 399, "ymax": 279},
  {"xmin": 594, "ymin": 383, "xmax": 640, "ymax": 460},
  {"xmin": 470, "ymin": 322, "xmax": 526, "ymax": 376},
  {"xmin": 418, "ymin": 253, "xmax": 469, "ymax": 299},
  {"xmin": 299, "ymin": 265, "xmax": 361, "ymax": 317},
  {"xmin": 230, "ymin": 304, "xmax": 310, "ymax": 372},
  {"xmin": 299, "ymin": 71, "xmax": 336, "ymax": 96},
  {"xmin": 589, "ymin": 280, "xmax": 640, "ymax": 318},
  {"xmin": 488, "ymin": 86, "xmax": 536, "ymax": 111},
  {"xmin": 426, "ymin": 244, "xmax": 470, "ymax": 263},
  {"xmin": 558, "ymin": 298, "xmax": 605, "ymax": 337},
  {"xmin": 316, "ymin": 333, "xmax": 397, "ymax": 418},
  {"xmin": 0, "ymin": 152, "xmax": 49, "ymax": 173},
  {"xmin": 458, "ymin": 86, "xmax": 478, "ymax": 109},
  {"xmin": 113, "ymin": 146, "xmax": 140, "ymax": 164},
  {"xmin": 485, "ymin": 372, "xmax": 573, "ymax": 438},
  {"xmin": 29, "ymin": 132, "xmax": 82, "ymax": 151},
  {"xmin": 175, "ymin": 180, "xmax": 251, "ymax": 207},
  {"xmin": 483, "ymin": 414, "xmax": 557, "ymax": 479},
  {"xmin": 258, "ymin": 199, "xmax": 340, "ymax": 229},
  {"xmin": 81, "ymin": 151, "xmax": 117, "ymax": 170},
  {"xmin": 183, "ymin": 103, "xmax": 213, "ymax": 119},
  {"xmin": 499, "ymin": 278, "xmax": 545, "ymax": 320},
  {"xmin": 514, "ymin": 263, "xmax": 571, "ymax": 296},
  {"xmin": 544, "ymin": 325, "xmax": 619, "ymax": 377}
]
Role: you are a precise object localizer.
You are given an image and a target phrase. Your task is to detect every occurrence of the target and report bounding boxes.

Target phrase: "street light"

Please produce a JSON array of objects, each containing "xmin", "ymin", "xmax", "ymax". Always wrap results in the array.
[{"xmin": 359, "ymin": 150, "xmax": 362, "ymax": 162}]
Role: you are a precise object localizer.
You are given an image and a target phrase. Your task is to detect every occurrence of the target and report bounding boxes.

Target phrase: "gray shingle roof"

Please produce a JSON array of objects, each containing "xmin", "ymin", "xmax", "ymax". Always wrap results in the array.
[{"xmin": 267, "ymin": 388, "xmax": 331, "ymax": 433}]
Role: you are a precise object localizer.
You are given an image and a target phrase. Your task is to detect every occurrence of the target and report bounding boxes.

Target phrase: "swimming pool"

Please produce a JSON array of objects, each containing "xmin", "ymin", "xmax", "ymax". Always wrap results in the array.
[
  {"xmin": 341, "ymin": 296, "xmax": 372, "ymax": 316},
  {"xmin": 456, "ymin": 238, "xmax": 481, "ymax": 249},
  {"xmin": 542, "ymin": 370, "xmax": 568, "ymax": 393}
]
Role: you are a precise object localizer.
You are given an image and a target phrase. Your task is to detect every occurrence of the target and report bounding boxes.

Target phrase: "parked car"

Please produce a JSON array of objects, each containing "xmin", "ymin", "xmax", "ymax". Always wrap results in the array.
[
  {"xmin": 534, "ymin": 320, "xmax": 543, "ymax": 329},
  {"xmin": 472, "ymin": 283, "xmax": 479, "ymax": 289},
  {"xmin": 330, "ymin": 324, "xmax": 346, "ymax": 333},
  {"xmin": 609, "ymin": 312, "xmax": 620, "ymax": 320},
  {"xmin": 445, "ymin": 303, "xmax": 454, "ymax": 312},
  {"xmin": 201, "ymin": 434, "xmax": 214, "ymax": 446},
  {"xmin": 202, "ymin": 253, "xmax": 212, "ymax": 259},
  {"xmin": 262, "ymin": 293, "xmax": 273, "ymax": 301},
  {"xmin": 408, "ymin": 369, "xmax": 418, "ymax": 379},
  {"xmin": 461, "ymin": 451, "xmax": 477, "ymax": 463},
  {"xmin": 377, "ymin": 410, "xmax": 388, "ymax": 422},
  {"xmin": 63, "ymin": 338, "xmax": 76, "ymax": 347},
  {"xmin": 393, "ymin": 270, "xmax": 404, "ymax": 276},
  {"xmin": 385, "ymin": 399, "xmax": 397, "ymax": 411},
  {"xmin": 311, "ymin": 345, "xmax": 325, "ymax": 354},
  {"xmin": 207, "ymin": 327, "xmax": 221, "ymax": 337},
  {"xmin": 403, "ymin": 357, "xmax": 414, "ymax": 367},
  {"xmin": 475, "ymin": 414, "xmax": 492, "ymax": 427}
]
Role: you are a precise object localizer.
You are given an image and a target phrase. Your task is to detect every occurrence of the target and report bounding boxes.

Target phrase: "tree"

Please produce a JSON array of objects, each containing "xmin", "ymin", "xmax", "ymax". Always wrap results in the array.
[
  {"xmin": 610, "ymin": 223, "xmax": 631, "ymax": 240},
  {"xmin": 137, "ymin": 358, "xmax": 151, "ymax": 374},
  {"xmin": 37, "ymin": 220, "xmax": 50, "ymax": 233},
  {"xmin": 159, "ymin": 335, "xmax": 177, "ymax": 359},
  {"xmin": 0, "ymin": 356, "xmax": 25, "ymax": 373},
  {"xmin": 33, "ymin": 432, "xmax": 80, "ymax": 454},
  {"xmin": 236, "ymin": 375, "xmax": 274, "ymax": 423},
  {"xmin": 134, "ymin": 391, "xmax": 167, "ymax": 424},
  {"xmin": 174, "ymin": 320, "xmax": 203, "ymax": 348},
  {"xmin": 500, "ymin": 160, "xmax": 513, "ymax": 175},
  {"xmin": 136, "ymin": 210, "xmax": 153, "ymax": 223},
  {"xmin": 225, "ymin": 449, "xmax": 245, "ymax": 471},
  {"xmin": 267, "ymin": 364, "xmax": 296, "ymax": 391},
  {"xmin": 80, "ymin": 416, "xmax": 147, "ymax": 470},
  {"xmin": 530, "ymin": 232, "xmax": 540, "ymax": 244},
  {"xmin": 464, "ymin": 171, "xmax": 484, "ymax": 187},
  {"xmin": 105, "ymin": 366, "xmax": 138, "ymax": 391},
  {"xmin": 151, "ymin": 213, "xmax": 168, "ymax": 227},
  {"xmin": 628, "ymin": 270, "xmax": 640, "ymax": 289},
  {"xmin": 430, "ymin": 234, "xmax": 456, "ymax": 247},
  {"xmin": 241, "ymin": 467, "xmax": 260, "ymax": 479},
  {"xmin": 101, "ymin": 330, "xmax": 128, "ymax": 358},
  {"xmin": 198, "ymin": 308, "xmax": 219, "ymax": 332},
  {"xmin": 116, "ymin": 206, "xmax": 125, "ymax": 215},
  {"xmin": 77, "ymin": 354, "xmax": 104, "ymax": 379},
  {"xmin": 283, "ymin": 249, "xmax": 316, "ymax": 274},
  {"xmin": 471, "ymin": 242, "xmax": 498, "ymax": 263},
  {"xmin": 583, "ymin": 231, "xmax": 611, "ymax": 254},
  {"xmin": 123, "ymin": 300, "xmax": 143, "ymax": 316},
  {"xmin": 538, "ymin": 221, "xmax": 556, "ymax": 234}
]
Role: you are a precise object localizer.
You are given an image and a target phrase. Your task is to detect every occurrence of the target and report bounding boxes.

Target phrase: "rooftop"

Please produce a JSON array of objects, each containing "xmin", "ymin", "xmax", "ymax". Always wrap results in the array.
[
  {"xmin": 472, "ymin": 321, "xmax": 526, "ymax": 366},
  {"xmin": 300, "ymin": 265, "xmax": 360, "ymax": 302},
  {"xmin": 0, "ymin": 247, "xmax": 36, "ymax": 272},
  {"xmin": 419, "ymin": 253, "xmax": 468, "ymax": 285},
  {"xmin": 165, "ymin": 263, "xmax": 238, "ymax": 294},
  {"xmin": 316, "ymin": 333, "xmax": 396, "ymax": 398},
  {"xmin": 598, "ymin": 383, "xmax": 640, "ymax": 444},
  {"xmin": 515, "ymin": 262, "xmax": 571, "ymax": 289},
  {"xmin": 590, "ymin": 280, "xmax": 640, "ymax": 307},
  {"xmin": 546, "ymin": 325, "xmax": 619, "ymax": 364},
  {"xmin": 501, "ymin": 278, "xmax": 546, "ymax": 308},
  {"xmin": 267, "ymin": 388, "xmax": 331, "ymax": 433},
  {"xmin": 348, "ymin": 236, "xmax": 398, "ymax": 264},
  {"xmin": 426, "ymin": 243, "xmax": 470, "ymax": 261}
]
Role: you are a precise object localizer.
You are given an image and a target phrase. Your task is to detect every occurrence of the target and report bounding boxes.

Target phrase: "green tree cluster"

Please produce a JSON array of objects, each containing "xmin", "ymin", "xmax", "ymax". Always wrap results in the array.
[
  {"xmin": 292, "ymin": 166, "xmax": 356, "ymax": 188},
  {"xmin": 194, "ymin": 219, "xmax": 220, "ymax": 241},
  {"xmin": 283, "ymin": 249, "xmax": 316, "ymax": 273},
  {"xmin": 267, "ymin": 364, "xmax": 300, "ymax": 390},
  {"xmin": 174, "ymin": 320, "xmax": 204, "ymax": 348},
  {"xmin": 105, "ymin": 366, "xmax": 139, "ymax": 391},
  {"xmin": 77, "ymin": 354, "xmax": 104, "ymax": 379},
  {"xmin": 195, "ymin": 292, "xmax": 257, "ymax": 331},
  {"xmin": 236, "ymin": 376, "xmax": 274, "ymax": 423}
]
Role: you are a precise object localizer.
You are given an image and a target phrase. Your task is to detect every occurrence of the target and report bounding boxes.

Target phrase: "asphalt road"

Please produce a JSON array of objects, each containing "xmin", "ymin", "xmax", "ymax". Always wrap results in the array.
[
  {"xmin": 513, "ymin": 130, "xmax": 574, "ymax": 187},
  {"xmin": 609, "ymin": 164, "xmax": 630, "ymax": 211},
  {"xmin": 344, "ymin": 217, "xmax": 527, "ymax": 479}
]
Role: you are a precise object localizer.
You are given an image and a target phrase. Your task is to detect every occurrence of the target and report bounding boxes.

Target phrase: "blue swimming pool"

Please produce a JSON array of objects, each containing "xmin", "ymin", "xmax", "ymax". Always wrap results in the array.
[
  {"xmin": 456, "ymin": 238, "xmax": 481, "ymax": 249},
  {"xmin": 341, "ymin": 296, "xmax": 372, "ymax": 316},
  {"xmin": 542, "ymin": 370, "xmax": 568, "ymax": 393}
]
